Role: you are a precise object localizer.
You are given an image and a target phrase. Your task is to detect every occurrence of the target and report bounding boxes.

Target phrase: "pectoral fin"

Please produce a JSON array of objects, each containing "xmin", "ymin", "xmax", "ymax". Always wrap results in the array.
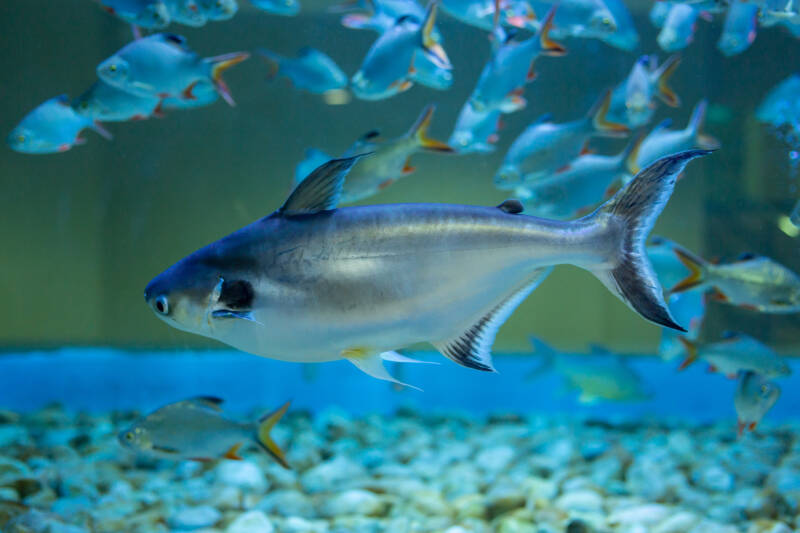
[
  {"xmin": 223, "ymin": 442, "xmax": 244, "ymax": 461},
  {"xmin": 343, "ymin": 348, "xmax": 423, "ymax": 391}
]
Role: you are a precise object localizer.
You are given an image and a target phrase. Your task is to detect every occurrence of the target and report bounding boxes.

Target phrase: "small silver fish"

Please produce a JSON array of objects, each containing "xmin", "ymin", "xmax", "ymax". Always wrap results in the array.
[
  {"xmin": 671, "ymin": 248, "xmax": 800, "ymax": 313},
  {"xmin": 517, "ymin": 131, "xmax": 643, "ymax": 220},
  {"xmin": 258, "ymin": 47, "xmax": 348, "ymax": 94},
  {"xmin": 469, "ymin": 7, "xmax": 565, "ymax": 114},
  {"xmin": 636, "ymin": 100, "xmax": 719, "ymax": 169},
  {"xmin": 118, "ymin": 396, "xmax": 290, "ymax": 467},
  {"xmin": 73, "ymin": 80, "xmax": 162, "ymax": 122},
  {"xmin": 351, "ymin": 2, "xmax": 450, "ymax": 100},
  {"xmin": 294, "ymin": 105, "xmax": 454, "ymax": 203},
  {"xmin": 528, "ymin": 338, "xmax": 651, "ymax": 404},
  {"xmin": 657, "ymin": 3, "xmax": 701, "ymax": 52},
  {"xmin": 97, "ymin": 33, "xmax": 249, "ymax": 106},
  {"xmin": 494, "ymin": 90, "xmax": 629, "ymax": 189},
  {"xmin": 143, "ymin": 151, "xmax": 709, "ymax": 388},
  {"xmin": 8, "ymin": 95, "xmax": 112, "ymax": 154},
  {"xmin": 678, "ymin": 333, "xmax": 791, "ymax": 378},
  {"xmin": 717, "ymin": 0, "xmax": 759, "ymax": 56},
  {"xmin": 734, "ymin": 371, "xmax": 781, "ymax": 436},
  {"xmin": 98, "ymin": 0, "xmax": 172, "ymax": 29},
  {"xmin": 608, "ymin": 54, "xmax": 681, "ymax": 128},
  {"xmin": 647, "ymin": 235, "xmax": 694, "ymax": 290},
  {"xmin": 448, "ymin": 101, "xmax": 503, "ymax": 153}
]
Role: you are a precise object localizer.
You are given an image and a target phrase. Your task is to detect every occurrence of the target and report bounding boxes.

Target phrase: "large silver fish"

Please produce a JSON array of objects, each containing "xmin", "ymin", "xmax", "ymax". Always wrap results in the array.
[{"xmin": 144, "ymin": 151, "xmax": 709, "ymax": 387}]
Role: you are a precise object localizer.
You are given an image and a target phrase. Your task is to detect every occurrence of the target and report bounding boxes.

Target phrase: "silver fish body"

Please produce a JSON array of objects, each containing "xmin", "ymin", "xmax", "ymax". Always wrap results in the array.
[
  {"xmin": 734, "ymin": 371, "xmax": 781, "ymax": 436},
  {"xmin": 145, "ymin": 151, "xmax": 708, "ymax": 385}
]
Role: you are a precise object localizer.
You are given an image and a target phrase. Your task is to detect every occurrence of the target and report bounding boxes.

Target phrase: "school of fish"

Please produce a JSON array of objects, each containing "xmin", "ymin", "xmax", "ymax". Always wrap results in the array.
[{"xmin": 7, "ymin": 0, "xmax": 800, "ymax": 462}]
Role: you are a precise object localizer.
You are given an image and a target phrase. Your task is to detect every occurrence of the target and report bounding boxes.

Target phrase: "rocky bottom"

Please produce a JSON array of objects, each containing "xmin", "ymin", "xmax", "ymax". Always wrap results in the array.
[{"xmin": 0, "ymin": 406, "xmax": 798, "ymax": 533}]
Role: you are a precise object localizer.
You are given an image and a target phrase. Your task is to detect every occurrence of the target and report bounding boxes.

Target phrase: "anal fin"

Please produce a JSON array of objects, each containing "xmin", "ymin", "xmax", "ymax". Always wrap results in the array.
[{"xmin": 433, "ymin": 267, "xmax": 552, "ymax": 372}]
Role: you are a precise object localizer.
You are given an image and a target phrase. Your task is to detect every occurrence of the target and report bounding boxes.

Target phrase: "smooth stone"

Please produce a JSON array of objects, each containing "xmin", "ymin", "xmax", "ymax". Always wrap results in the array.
[
  {"xmin": 169, "ymin": 506, "xmax": 222, "ymax": 530},
  {"xmin": 301, "ymin": 456, "xmax": 366, "ymax": 494},
  {"xmin": 211, "ymin": 486, "xmax": 243, "ymax": 510},
  {"xmin": 452, "ymin": 493, "xmax": 488, "ymax": 521},
  {"xmin": 0, "ymin": 426, "xmax": 28, "ymax": 447},
  {"xmin": 475, "ymin": 446, "xmax": 516, "ymax": 474},
  {"xmin": 608, "ymin": 504, "xmax": 671, "ymax": 526},
  {"xmin": 495, "ymin": 517, "xmax": 536, "ymax": 533},
  {"xmin": 258, "ymin": 489, "xmax": 315, "ymax": 518},
  {"xmin": 554, "ymin": 490, "xmax": 604, "ymax": 514},
  {"xmin": 225, "ymin": 510, "xmax": 274, "ymax": 533},
  {"xmin": 652, "ymin": 511, "xmax": 699, "ymax": 533},
  {"xmin": 216, "ymin": 461, "xmax": 268, "ymax": 492},
  {"xmin": 692, "ymin": 464, "xmax": 734, "ymax": 493},
  {"xmin": 281, "ymin": 516, "xmax": 329, "ymax": 533},
  {"xmin": 320, "ymin": 489, "xmax": 387, "ymax": 518}
]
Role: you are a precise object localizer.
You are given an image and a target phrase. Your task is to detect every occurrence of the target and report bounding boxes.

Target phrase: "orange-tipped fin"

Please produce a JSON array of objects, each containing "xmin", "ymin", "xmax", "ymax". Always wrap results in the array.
[
  {"xmin": 655, "ymin": 55, "xmax": 681, "ymax": 108},
  {"xmin": 224, "ymin": 442, "xmax": 244, "ymax": 461},
  {"xmin": 677, "ymin": 337, "xmax": 698, "ymax": 370},
  {"xmin": 670, "ymin": 247, "xmax": 707, "ymax": 294},
  {"xmin": 421, "ymin": 1, "xmax": 450, "ymax": 68},
  {"xmin": 408, "ymin": 104, "xmax": 454, "ymax": 152},
  {"xmin": 207, "ymin": 51, "xmax": 250, "ymax": 107},
  {"xmin": 591, "ymin": 90, "xmax": 629, "ymax": 137},
  {"xmin": 256, "ymin": 401, "xmax": 291, "ymax": 469},
  {"xmin": 737, "ymin": 420, "xmax": 746, "ymax": 437},
  {"xmin": 538, "ymin": 6, "xmax": 566, "ymax": 56}
]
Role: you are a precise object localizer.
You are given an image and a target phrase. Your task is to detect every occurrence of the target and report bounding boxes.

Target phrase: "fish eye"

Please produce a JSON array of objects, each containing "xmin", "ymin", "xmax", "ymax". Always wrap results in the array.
[
  {"xmin": 602, "ymin": 17, "xmax": 611, "ymax": 26},
  {"xmin": 109, "ymin": 64, "xmax": 118, "ymax": 73},
  {"xmin": 16, "ymin": 134, "xmax": 26, "ymax": 143},
  {"xmin": 124, "ymin": 431, "xmax": 134, "ymax": 442},
  {"xmin": 154, "ymin": 295, "xmax": 170, "ymax": 315}
]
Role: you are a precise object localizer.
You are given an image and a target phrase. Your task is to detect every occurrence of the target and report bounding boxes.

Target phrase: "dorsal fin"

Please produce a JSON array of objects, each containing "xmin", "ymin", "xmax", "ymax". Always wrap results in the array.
[
  {"xmin": 736, "ymin": 252, "xmax": 756, "ymax": 262},
  {"xmin": 434, "ymin": 267, "xmax": 552, "ymax": 372},
  {"xmin": 188, "ymin": 396, "xmax": 224, "ymax": 411},
  {"xmin": 280, "ymin": 156, "xmax": 364, "ymax": 215},
  {"xmin": 497, "ymin": 199, "xmax": 524, "ymax": 214}
]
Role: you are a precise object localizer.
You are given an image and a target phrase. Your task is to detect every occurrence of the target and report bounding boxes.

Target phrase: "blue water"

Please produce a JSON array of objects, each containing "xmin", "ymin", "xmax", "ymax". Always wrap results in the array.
[{"xmin": 3, "ymin": 348, "xmax": 798, "ymax": 426}]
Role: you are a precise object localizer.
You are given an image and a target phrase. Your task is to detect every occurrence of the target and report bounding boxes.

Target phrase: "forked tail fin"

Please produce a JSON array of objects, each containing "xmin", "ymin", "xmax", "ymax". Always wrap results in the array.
[
  {"xmin": 206, "ymin": 51, "xmax": 250, "ymax": 106},
  {"xmin": 255, "ymin": 401, "xmax": 291, "ymax": 469},
  {"xmin": 583, "ymin": 150, "xmax": 713, "ymax": 331},
  {"xmin": 408, "ymin": 104, "xmax": 454, "ymax": 152},
  {"xmin": 589, "ymin": 90, "xmax": 630, "ymax": 138}
]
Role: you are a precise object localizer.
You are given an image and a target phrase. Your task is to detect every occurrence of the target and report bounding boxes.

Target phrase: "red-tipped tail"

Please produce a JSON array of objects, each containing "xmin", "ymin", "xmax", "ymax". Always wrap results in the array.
[
  {"xmin": 656, "ymin": 55, "xmax": 681, "ymax": 107},
  {"xmin": 676, "ymin": 337, "xmax": 698, "ymax": 370},
  {"xmin": 408, "ymin": 104, "xmax": 454, "ymax": 152},
  {"xmin": 539, "ymin": 6, "xmax": 566, "ymax": 56},
  {"xmin": 590, "ymin": 90, "xmax": 629, "ymax": 138},
  {"xmin": 206, "ymin": 51, "xmax": 250, "ymax": 106},
  {"xmin": 670, "ymin": 247, "xmax": 707, "ymax": 294}
]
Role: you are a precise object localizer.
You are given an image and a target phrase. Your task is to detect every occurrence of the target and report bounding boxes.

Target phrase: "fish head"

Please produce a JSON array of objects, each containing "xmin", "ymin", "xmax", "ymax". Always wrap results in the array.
[
  {"xmin": 735, "ymin": 372, "xmax": 781, "ymax": 432},
  {"xmin": 145, "ymin": 242, "xmax": 261, "ymax": 338},
  {"xmin": 137, "ymin": 1, "xmax": 171, "ymax": 28},
  {"xmin": 588, "ymin": 8, "xmax": 618, "ymax": 34},
  {"xmin": 72, "ymin": 90, "xmax": 105, "ymax": 120},
  {"xmin": 6, "ymin": 126, "xmax": 42, "ymax": 154},
  {"xmin": 717, "ymin": 32, "xmax": 752, "ymax": 57},
  {"xmin": 493, "ymin": 164, "xmax": 522, "ymax": 190},
  {"xmin": 198, "ymin": 0, "xmax": 239, "ymax": 20},
  {"xmin": 97, "ymin": 55, "xmax": 132, "ymax": 89},
  {"xmin": 118, "ymin": 424, "xmax": 153, "ymax": 452},
  {"xmin": 450, "ymin": 129, "xmax": 476, "ymax": 151}
]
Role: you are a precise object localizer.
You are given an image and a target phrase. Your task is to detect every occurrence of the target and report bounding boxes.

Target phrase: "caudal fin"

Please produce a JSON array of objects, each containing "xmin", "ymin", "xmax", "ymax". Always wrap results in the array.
[
  {"xmin": 589, "ymin": 90, "xmax": 630, "ymax": 138},
  {"xmin": 585, "ymin": 150, "xmax": 713, "ymax": 331},
  {"xmin": 670, "ymin": 246, "xmax": 708, "ymax": 293},
  {"xmin": 525, "ymin": 337, "xmax": 557, "ymax": 380},
  {"xmin": 655, "ymin": 55, "xmax": 681, "ymax": 107},
  {"xmin": 421, "ymin": 1, "xmax": 450, "ymax": 69},
  {"xmin": 687, "ymin": 99, "xmax": 720, "ymax": 150},
  {"xmin": 255, "ymin": 401, "xmax": 291, "ymax": 469},
  {"xmin": 206, "ymin": 51, "xmax": 250, "ymax": 106},
  {"xmin": 408, "ymin": 104, "xmax": 454, "ymax": 152},
  {"xmin": 538, "ymin": 6, "xmax": 566, "ymax": 56},
  {"xmin": 255, "ymin": 49, "xmax": 282, "ymax": 81}
]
